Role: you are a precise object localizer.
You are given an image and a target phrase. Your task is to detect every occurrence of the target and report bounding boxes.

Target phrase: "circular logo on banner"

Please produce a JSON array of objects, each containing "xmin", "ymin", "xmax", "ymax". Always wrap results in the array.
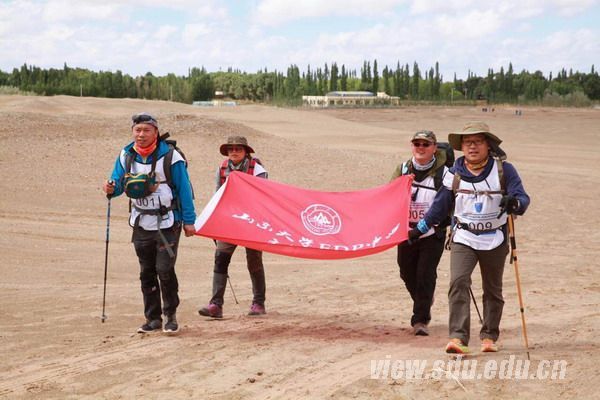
[{"xmin": 300, "ymin": 204, "xmax": 342, "ymax": 236}]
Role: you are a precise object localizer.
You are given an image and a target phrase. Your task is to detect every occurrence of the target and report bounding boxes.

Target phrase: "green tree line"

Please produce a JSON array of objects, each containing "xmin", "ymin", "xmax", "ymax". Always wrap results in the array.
[{"xmin": 1, "ymin": 61, "xmax": 598, "ymax": 106}]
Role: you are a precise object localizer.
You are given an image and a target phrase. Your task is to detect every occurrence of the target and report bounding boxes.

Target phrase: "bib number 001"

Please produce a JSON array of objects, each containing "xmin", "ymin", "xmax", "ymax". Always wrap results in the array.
[{"xmin": 135, "ymin": 197, "xmax": 156, "ymax": 208}]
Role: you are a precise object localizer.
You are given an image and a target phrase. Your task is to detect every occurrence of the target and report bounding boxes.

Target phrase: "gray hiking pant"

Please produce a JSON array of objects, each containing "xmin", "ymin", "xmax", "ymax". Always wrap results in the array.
[
  {"xmin": 448, "ymin": 240, "xmax": 509, "ymax": 345},
  {"xmin": 210, "ymin": 241, "xmax": 266, "ymax": 306}
]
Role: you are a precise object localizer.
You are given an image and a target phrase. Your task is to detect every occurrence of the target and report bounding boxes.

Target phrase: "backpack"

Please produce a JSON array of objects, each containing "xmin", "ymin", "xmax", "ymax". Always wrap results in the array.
[
  {"xmin": 402, "ymin": 141, "xmax": 454, "ymax": 191},
  {"xmin": 124, "ymin": 132, "xmax": 194, "ymax": 204},
  {"xmin": 219, "ymin": 157, "xmax": 264, "ymax": 186},
  {"xmin": 433, "ymin": 142, "xmax": 454, "ymax": 191}
]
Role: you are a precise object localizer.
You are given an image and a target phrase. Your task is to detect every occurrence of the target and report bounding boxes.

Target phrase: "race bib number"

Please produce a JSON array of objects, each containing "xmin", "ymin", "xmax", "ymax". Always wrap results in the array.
[
  {"xmin": 409, "ymin": 202, "xmax": 429, "ymax": 222},
  {"xmin": 134, "ymin": 193, "xmax": 171, "ymax": 210}
]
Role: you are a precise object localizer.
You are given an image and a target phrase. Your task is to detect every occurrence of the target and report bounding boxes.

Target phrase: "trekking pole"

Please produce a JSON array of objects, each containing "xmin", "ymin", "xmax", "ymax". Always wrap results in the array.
[
  {"xmin": 227, "ymin": 275, "xmax": 239, "ymax": 305},
  {"xmin": 469, "ymin": 287, "xmax": 483, "ymax": 325},
  {"xmin": 508, "ymin": 214, "xmax": 530, "ymax": 360},
  {"xmin": 101, "ymin": 181, "xmax": 113, "ymax": 323}
]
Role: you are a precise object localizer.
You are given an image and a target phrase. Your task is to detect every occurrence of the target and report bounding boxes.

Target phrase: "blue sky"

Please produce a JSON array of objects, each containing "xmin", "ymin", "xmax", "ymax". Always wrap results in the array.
[{"xmin": 1, "ymin": 0, "xmax": 599, "ymax": 81}]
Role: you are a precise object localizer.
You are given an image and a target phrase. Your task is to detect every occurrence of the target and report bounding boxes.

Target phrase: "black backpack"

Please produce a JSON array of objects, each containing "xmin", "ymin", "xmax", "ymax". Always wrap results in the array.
[{"xmin": 432, "ymin": 142, "xmax": 455, "ymax": 191}]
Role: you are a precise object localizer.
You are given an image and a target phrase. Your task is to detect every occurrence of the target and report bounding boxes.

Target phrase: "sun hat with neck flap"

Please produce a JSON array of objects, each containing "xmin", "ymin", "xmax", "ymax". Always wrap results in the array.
[
  {"xmin": 448, "ymin": 121, "xmax": 502, "ymax": 151},
  {"xmin": 219, "ymin": 136, "xmax": 255, "ymax": 156}
]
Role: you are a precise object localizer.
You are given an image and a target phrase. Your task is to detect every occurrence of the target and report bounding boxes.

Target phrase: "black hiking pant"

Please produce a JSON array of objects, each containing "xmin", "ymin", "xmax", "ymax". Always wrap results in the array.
[
  {"xmin": 133, "ymin": 222, "xmax": 182, "ymax": 322},
  {"xmin": 397, "ymin": 232, "xmax": 445, "ymax": 326}
]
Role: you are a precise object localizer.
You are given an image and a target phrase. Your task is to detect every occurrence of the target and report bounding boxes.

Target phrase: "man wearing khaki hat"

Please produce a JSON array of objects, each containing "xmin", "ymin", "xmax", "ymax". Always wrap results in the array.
[
  {"xmin": 198, "ymin": 136, "xmax": 268, "ymax": 318},
  {"xmin": 391, "ymin": 130, "xmax": 450, "ymax": 336},
  {"xmin": 409, "ymin": 121, "xmax": 530, "ymax": 354}
]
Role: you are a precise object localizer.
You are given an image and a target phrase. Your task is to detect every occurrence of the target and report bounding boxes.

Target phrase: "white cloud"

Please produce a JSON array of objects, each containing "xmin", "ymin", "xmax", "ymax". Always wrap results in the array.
[
  {"xmin": 182, "ymin": 23, "xmax": 212, "ymax": 44},
  {"xmin": 409, "ymin": 0, "xmax": 477, "ymax": 15},
  {"xmin": 552, "ymin": 0, "xmax": 598, "ymax": 16},
  {"xmin": 253, "ymin": 0, "xmax": 403, "ymax": 26},
  {"xmin": 0, "ymin": 0, "xmax": 598, "ymax": 79},
  {"xmin": 153, "ymin": 25, "xmax": 178, "ymax": 42},
  {"xmin": 42, "ymin": 0, "xmax": 123, "ymax": 22},
  {"xmin": 434, "ymin": 9, "xmax": 503, "ymax": 40}
]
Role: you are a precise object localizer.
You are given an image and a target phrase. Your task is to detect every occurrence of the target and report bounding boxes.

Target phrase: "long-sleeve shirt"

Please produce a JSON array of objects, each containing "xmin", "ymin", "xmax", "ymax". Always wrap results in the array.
[
  {"xmin": 421, "ymin": 156, "xmax": 530, "ymax": 250},
  {"xmin": 108, "ymin": 140, "xmax": 196, "ymax": 226}
]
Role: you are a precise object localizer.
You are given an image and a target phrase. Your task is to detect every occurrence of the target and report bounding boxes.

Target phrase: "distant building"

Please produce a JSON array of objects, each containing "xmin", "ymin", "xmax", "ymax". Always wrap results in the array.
[
  {"xmin": 326, "ymin": 91, "xmax": 374, "ymax": 97},
  {"xmin": 302, "ymin": 91, "xmax": 400, "ymax": 107},
  {"xmin": 192, "ymin": 100, "xmax": 236, "ymax": 107}
]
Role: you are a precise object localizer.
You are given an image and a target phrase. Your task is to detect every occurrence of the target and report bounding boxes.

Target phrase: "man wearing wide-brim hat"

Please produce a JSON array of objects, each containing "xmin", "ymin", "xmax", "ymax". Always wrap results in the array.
[
  {"xmin": 407, "ymin": 121, "xmax": 530, "ymax": 355},
  {"xmin": 447, "ymin": 121, "xmax": 502, "ymax": 152},
  {"xmin": 198, "ymin": 135, "xmax": 269, "ymax": 319}
]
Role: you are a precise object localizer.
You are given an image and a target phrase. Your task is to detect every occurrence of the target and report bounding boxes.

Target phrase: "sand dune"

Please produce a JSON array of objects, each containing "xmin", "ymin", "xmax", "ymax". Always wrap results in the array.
[{"xmin": 0, "ymin": 95, "xmax": 599, "ymax": 399}]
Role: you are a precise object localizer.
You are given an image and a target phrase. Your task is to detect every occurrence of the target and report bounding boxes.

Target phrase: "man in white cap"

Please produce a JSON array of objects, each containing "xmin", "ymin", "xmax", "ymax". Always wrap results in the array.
[{"xmin": 409, "ymin": 121, "xmax": 530, "ymax": 354}]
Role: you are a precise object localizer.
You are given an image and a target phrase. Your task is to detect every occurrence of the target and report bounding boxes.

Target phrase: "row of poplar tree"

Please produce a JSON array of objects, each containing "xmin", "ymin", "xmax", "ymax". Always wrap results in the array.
[{"xmin": 1, "ymin": 61, "xmax": 599, "ymax": 106}]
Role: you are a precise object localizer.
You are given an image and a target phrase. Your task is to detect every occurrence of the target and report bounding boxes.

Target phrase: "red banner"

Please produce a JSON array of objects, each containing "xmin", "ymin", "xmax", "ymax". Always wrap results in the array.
[{"xmin": 194, "ymin": 172, "xmax": 413, "ymax": 259}]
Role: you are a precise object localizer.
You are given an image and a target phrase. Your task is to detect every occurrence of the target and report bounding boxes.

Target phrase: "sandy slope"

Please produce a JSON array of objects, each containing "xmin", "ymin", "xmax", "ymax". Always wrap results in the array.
[{"xmin": 0, "ymin": 95, "xmax": 599, "ymax": 399}]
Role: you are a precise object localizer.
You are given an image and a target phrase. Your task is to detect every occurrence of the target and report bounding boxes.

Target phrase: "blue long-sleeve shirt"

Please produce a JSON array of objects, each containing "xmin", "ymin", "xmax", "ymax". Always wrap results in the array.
[
  {"xmin": 422, "ymin": 156, "xmax": 530, "ymax": 229},
  {"xmin": 108, "ymin": 140, "xmax": 196, "ymax": 225}
]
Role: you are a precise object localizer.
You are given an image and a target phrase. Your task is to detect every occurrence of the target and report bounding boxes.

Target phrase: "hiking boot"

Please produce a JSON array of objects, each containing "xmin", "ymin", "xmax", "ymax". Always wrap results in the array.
[
  {"xmin": 163, "ymin": 314, "xmax": 179, "ymax": 334},
  {"xmin": 137, "ymin": 319, "xmax": 162, "ymax": 333},
  {"xmin": 413, "ymin": 322, "xmax": 429, "ymax": 336},
  {"xmin": 481, "ymin": 338, "xmax": 499, "ymax": 352},
  {"xmin": 248, "ymin": 303, "xmax": 266, "ymax": 316},
  {"xmin": 198, "ymin": 303, "xmax": 223, "ymax": 318},
  {"xmin": 445, "ymin": 338, "xmax": 470, "ymax": 354}
]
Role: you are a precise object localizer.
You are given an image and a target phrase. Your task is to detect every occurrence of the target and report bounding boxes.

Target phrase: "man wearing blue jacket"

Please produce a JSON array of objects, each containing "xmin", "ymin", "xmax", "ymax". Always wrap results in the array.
[
  {"xmin": 409, "ymin": 122, "xmax": 530, "ymax": 354},
  {"xmin": 102, "ymin": 112, "xmax": 196, "ymax": 334}
]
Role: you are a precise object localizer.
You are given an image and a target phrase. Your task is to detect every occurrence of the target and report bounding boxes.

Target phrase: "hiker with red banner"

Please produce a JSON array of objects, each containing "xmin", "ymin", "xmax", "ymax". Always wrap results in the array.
[
  {"xmin": 390, "ymin": 130, "xmax": 451, "ymax": 336},
  {"xmin": 198, "ymin": 136, "xmax": 268, "ymax": 319},
  {"xmin": 409, "ymin": 122, "xmax": 530, "ymax": 355}
]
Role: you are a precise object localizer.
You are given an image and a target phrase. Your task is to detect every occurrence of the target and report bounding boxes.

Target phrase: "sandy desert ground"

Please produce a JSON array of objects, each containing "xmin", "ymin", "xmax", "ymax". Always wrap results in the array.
[{"xmin": 0, "ymin": 95, "xmax": 599, "ymax": 399}]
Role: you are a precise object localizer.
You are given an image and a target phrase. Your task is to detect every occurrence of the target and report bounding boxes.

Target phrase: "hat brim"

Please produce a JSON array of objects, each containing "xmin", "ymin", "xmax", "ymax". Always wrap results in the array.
[
  {"xmin": 219, "ymin": 144, "xmax": 255, "ymax": 156},
  {"xmin": 411, "ymin": 137, "xmax": 436, "ymax": 143},
  {"xmin": 448, "ymin": 131, "xmax": 502, "ymax": 151}
]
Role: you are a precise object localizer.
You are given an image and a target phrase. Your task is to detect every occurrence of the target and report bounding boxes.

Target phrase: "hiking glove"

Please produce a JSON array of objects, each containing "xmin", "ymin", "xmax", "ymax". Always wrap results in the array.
[
  {"xmin": 499, "ymin": 195, "xmax": 519, "ymax": 215},
  {"xmin": 408, "ymin": 228, "xmax": 422, "ymax": 244}
]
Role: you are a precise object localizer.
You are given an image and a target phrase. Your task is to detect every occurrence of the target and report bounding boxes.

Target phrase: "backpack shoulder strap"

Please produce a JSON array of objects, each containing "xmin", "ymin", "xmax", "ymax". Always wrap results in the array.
[
  {"xmin": 433, "ymin": 165, "xmax": 445, "ymax": 191},
  {"xmin": 219, "ymin": 159, "xmax": 229, "ymax": 185},
  {"xmin": 125, "ymin": 147, "xmax": 135, "ymax": 174},
  {"xmin": 400, "ymin": 160, "xmax": 412, "ymax": 176},
  {"xmin": 452, "ymin": 171, "xmax": 461, "ymax": 195},
  {"xmin": 163, "ymin": 144, "xmax": 175, "ymax": 188},
  {"xmin": 247, "ymin": 157, "xmax": 257, "ymax": 175},
  {"xmin": 496, "ymin": 158, "xmax": 506, "ymax": 192}
]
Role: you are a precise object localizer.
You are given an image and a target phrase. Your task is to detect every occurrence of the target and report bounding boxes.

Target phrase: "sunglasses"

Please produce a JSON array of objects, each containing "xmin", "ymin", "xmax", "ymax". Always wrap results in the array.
[
  {"xmin": 412, "ymin": 142, "xmax": 432, "ymax": 148},
  {"xmin": 462, "ymin": 139, "xmax": 486, "ymax": 147},
  {"xmin": 227, "ymin": 146, "xmax": 246, "ymax": 153},
  {"xmin": 132, "ymin": 114, "xmax": 157, "ymax": 125}
]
